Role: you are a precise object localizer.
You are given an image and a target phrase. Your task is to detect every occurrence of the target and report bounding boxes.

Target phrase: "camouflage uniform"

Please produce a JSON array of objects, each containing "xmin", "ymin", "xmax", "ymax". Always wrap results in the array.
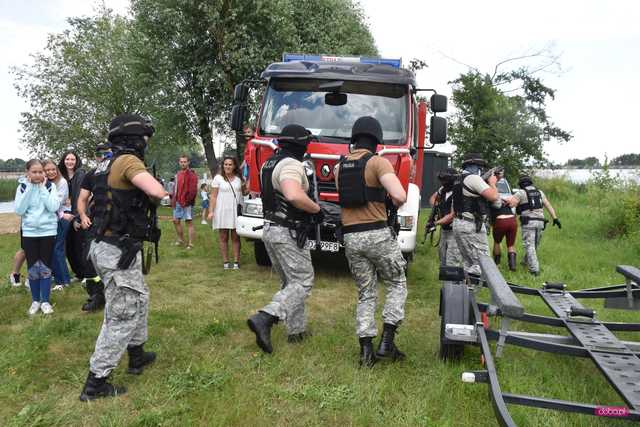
[
  {"xmin": 260, "ymin": 222, "xmax": 314, "ymax": 335},
  {"xmin": 514, "ymin": 187, "xmax": 548, "ymax": 274},
  {"xmin": 452, "ymin": 218, "xmax": 489, "ymax": 276},
  {"xmin": 439, "ymin": 229, "xmax": 461, "ymax": 268},
  {"xmin": 522, "ymin": 223, "xmax": 544, "ymax": 273},
  {"xmin": 88, "ymin": 240, "xmax": 149, "ymax": 378},
  {"xmin": 344, "ymin": 227, "xmax": 407, "ymax": 337}
]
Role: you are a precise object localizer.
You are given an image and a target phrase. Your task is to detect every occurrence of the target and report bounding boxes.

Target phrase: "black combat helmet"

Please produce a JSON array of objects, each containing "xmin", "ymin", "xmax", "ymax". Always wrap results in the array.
[
  {"xmin": 108, "ymin": 113, "xmax": 155, "ymax": 141},
  {"xmin": 278, "ymin": 124, "xmax": 312, "ymax": 160},
  {"xmin": 438, "ymin": 167, "xmax": 459, "ymax": 184},
  {"xmin": 278, "ymin": 124, "xmax": 312, "ymax": 146},
  {"xmin": 518, "ymin": 174, "xmax": 534, "ymax": 189},
  {"xmin": 461, "ymin": 152, "xmax": 488, "ymax": 168},
  {"xmin": 351, "ymin": 116, "xmax": 383, "ymax": 148}
]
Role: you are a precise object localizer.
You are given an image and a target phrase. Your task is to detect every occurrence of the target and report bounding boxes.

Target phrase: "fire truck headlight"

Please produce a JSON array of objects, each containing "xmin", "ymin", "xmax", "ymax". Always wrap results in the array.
[
  {"xmin": 397, "ymin": 215, "xmax": 414, "ymax": 230},
  {"xmin": 244, "ymin": 201, "xmax": 263, "ymax": 217}
]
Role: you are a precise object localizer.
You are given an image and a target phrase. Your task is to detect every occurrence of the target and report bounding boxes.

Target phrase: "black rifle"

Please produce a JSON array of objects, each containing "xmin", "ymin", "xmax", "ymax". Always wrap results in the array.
[
  {"xmin": 481, "ymin": 166, "xmax": 505, "ymax": 182},
  {"xmin": 304, "ymin": 155, "xmax": 322, "ymax": 250},
  {"xmin": 143, "ymin": 161, "xmax": 162, "ymax": 275},
  {"xmin": 423, "ymin": 191, "xmax": 441, "ymax": 245}
]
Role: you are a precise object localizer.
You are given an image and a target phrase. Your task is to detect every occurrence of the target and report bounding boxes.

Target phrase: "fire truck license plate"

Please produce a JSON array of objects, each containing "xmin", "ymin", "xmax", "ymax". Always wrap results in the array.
[{"xmin": 305, "ymin": 240, "xmax": 340, "ymax": 252}]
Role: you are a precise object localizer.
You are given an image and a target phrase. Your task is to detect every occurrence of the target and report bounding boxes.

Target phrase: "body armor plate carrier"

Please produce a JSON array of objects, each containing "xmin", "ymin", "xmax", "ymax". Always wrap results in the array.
[
  {"xmin": 452, "ymin": 172, "xmax": 489, "ymax": 219},
  {"xmin": 337, "ymin": 152, "xmax": 386, "ymax": 208},
  {"xmin": 90, "ymin": 155, "xmax": 161, "ymax": 266},
  {"xmin": 516, "ymin": 186, "xmax": 543, "ymax": 214},
  {"xmin": 436, "ymin": 188, "xmax": 454, "ymax": 231},
  {"xmin": 260, "ymin": 152, "xmax": 309, "ymax": 228}
]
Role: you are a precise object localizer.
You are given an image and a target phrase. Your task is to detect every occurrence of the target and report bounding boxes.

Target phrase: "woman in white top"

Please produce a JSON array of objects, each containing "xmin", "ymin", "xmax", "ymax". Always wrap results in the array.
[
  {"xmin": 43, "ymin": 159, "xmax": 73, "ymax": 290},
  {"xmin": 208, "ymin": 156, "xmax": 247, "ymax": 269}
]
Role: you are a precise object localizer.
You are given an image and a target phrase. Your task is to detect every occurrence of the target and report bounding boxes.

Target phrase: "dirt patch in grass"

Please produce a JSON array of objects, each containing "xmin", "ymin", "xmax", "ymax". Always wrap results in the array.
[{"xmin": 0, "ymin": 213, "xmax": 20, "ymax": 235}]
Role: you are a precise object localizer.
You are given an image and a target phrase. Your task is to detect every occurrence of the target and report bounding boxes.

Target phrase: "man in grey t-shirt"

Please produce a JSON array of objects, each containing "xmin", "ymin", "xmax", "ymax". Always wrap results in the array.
[{"xmin": 452, "ymin": 153, "xmax": 501, "ymax": 277}]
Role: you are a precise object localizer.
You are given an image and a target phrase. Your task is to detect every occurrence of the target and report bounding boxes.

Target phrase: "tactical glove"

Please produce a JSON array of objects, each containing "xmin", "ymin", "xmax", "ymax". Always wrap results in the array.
[
  {"xmin": 311, "ymin": 209, "xmax": 325, "ymax": 225},
  {"xmin": 553, "ymin": 218, "xmax": 561, "ymax": 229}
]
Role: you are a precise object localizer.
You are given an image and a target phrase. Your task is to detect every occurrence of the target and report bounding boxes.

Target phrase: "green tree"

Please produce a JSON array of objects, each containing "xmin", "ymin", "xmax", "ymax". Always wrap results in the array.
[
  {"xmin": 567, "ymin": 157, "xmax": 600, "ymax": 168},
  {"xmin": 611, "ymin": 153, "xmax": 640, "ymax": 166},
  {"xmin": 448, "ymin": 54, "xmax": 572, "ymax": 178},
  {"xmin": 131, "ymin": 0, "xmax": 377, "ymax": 175},
  {"xmin": 12, "ymin": 8, "xmax": 196, "ymax": 161}
]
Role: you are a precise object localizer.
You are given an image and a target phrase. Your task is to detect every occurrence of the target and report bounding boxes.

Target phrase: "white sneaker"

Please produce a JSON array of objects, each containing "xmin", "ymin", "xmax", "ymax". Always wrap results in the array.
[
  {"xmin": 28, "ymin": 302, "xmax": 41, "ymax": 315},
  {"xmin": 233, "ymin": 263, "xmax": 240, "ymax": 270},
  {"xmin": 41, "ymin": 302, "xmax": 54, "ymax": 315},
  {"xmin": 53, "ymin": 285, "xmax": 65, "ymax": 291},
  {"xmin": 201, "ymin": 220, "xmax": 207, "ymax": 225},
  {"xmin": 9, "ymin": 274, "xmax": 21, "ymax": 288}
]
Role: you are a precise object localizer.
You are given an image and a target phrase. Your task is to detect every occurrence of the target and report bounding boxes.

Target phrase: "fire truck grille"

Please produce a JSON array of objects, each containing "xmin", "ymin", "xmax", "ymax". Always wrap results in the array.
[{"xmin": 317, "ymin": 181, "xmax": 337, "ymax": 193}]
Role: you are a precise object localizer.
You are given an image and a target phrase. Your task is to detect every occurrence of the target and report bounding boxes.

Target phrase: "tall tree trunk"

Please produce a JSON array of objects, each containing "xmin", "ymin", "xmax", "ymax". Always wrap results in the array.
[{"xmin": 197, "ymin": 114, "xmax": 217, "ymax": 178}]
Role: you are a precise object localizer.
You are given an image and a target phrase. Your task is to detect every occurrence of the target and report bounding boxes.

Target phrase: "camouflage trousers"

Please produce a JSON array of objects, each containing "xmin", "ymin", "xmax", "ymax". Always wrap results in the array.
[
  {"xmin": 261, "ymin": 223, "xmax": 315, "ymax": 335},
  {"xmin": 344, "ymin": 227, "xmax": 407, "ymax": 338},
  {"xmin": 88, "ymin": 241, "xmax": 149, "ymax": 378},
  {"xmin": 522, "ymin": 222, "xmax": 544, "ymax": 273},
  {"xmin": 439, "ymin": 229, "xmax": 462, "ymax": 268},
  {"xmin": 452, "ymin": 218, "xmax": 489, "ymax": 276}
]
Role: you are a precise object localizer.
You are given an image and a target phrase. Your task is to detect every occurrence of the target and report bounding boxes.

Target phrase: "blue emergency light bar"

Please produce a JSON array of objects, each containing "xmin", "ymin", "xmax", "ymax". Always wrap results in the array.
[{"xmin": 283, "ymin": 53, "xmax": 402, "ymax": 68}]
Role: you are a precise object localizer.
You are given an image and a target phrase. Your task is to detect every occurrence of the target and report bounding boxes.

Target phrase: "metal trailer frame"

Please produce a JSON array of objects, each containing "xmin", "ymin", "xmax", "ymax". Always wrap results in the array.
[{"xmin": 439, "ymin": 258, "xmax": 640, "ymax": 426}]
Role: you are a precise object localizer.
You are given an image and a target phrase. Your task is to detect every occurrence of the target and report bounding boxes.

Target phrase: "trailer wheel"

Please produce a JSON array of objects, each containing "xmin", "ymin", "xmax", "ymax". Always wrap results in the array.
[
  {"xmin": 254, "ymin": 240, "xmax": 271, "ymax": 267},
  {"xmin": 439, "ymin": 284, "xmax": 470, "ymax": 361}
]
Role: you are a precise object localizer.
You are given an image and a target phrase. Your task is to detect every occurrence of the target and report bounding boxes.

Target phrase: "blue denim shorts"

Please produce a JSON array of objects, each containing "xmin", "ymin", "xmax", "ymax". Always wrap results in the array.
[{"xmin": 173, "ymin": 203, "xmax": 193, "ymax": 220}]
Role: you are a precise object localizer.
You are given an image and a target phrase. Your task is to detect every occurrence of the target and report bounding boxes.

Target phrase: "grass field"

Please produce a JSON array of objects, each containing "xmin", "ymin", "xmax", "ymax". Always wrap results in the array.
[
  {"xmin": 0, "ymin": 179, "xmax": 18, "ymax": 202},
  {"xmin": 0, "ymin": 186, "xmax": 638, "ymax": 426}
]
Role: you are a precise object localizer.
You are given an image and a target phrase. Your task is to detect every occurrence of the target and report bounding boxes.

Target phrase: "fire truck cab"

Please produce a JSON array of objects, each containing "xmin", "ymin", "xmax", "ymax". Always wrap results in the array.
[{"xmin": 230, "ymin": 54, "xmax": 447, "ymax": 266}]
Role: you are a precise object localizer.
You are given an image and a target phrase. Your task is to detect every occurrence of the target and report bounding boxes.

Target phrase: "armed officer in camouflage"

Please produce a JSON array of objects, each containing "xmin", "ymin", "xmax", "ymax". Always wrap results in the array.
[
  {"xmin": 247, "ymin": 124, "xmax": 322, "ymax": 354},
  {"xmin": 511, "ymin": 174, "xmax": 560, "ymax": 276},
  {"xmin": 452, "ymin": 153, "xmax": 500, "ymax": 278},
  {"xmin": 79, "ymin": 114, "xmax": 167, "ymax": 401},
  {"xmin": 335, "ymin": 116, "xmax": 408, "ymax": 367},
  {"xmin": 428, "ymin": 168, "xmax": 461, "ymax": 269}
]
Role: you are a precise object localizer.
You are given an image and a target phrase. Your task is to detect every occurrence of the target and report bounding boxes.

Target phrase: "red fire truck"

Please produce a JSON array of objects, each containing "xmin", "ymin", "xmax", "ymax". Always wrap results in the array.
[{"xmin": 230, "ymin": 54, "xmax": 447, "ymax": 266}]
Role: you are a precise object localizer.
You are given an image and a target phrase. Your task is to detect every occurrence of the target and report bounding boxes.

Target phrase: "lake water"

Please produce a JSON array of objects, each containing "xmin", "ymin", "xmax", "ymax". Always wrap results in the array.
[
  {"xmin": 535, "ymin": 168, "xmax": 640, "ymax": 184},
  {"xmin": 0, "ymin": 201, "xmax": 14, "ymax": 214}
]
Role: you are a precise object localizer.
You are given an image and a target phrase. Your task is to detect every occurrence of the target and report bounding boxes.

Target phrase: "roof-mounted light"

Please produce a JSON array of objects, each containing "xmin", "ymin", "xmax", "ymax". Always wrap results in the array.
[{"xmin": 282, "ymin": 53, "xmax": 401, "ymax": 69}]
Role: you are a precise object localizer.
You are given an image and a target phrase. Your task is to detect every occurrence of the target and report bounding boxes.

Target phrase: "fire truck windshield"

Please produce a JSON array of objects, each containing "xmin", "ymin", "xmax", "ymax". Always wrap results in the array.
[{"xmin": 259, "ymin": 79, "xmax": 408, "ymax": 144}]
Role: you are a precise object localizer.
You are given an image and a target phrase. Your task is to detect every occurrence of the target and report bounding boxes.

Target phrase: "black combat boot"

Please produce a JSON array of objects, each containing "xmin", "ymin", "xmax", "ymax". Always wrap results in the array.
[
  {"xmin": 288, "ymin": 331, "xmax": 312, "ymax": 344},
  {"xmin": 359, "ymin": 337, "xmax": 377, "ymax": 368},
  {"xmin": 82, "ymin": 280, "xmax": 105, "ymax": 312},
  {"xmin": 127, "ymin": 344, "xmax": 157, "ymax": 375},
  {"xmin": 376, "ymin": 323, "xmax": 406, "ymax": 361},
  {"xmin": 79, "ymin": 372, "xmax": 126, "ymax": 402},
  {"xmin": 247, "ymin": 311, "xmax": 278, "ymax": 353},
  {"xmin": 508, "ymin": 252, "xmax": 517, "ymax": 272},
  {"xmin": 493, "ymin": 253, "xmax": 501, "ymax": 265}
]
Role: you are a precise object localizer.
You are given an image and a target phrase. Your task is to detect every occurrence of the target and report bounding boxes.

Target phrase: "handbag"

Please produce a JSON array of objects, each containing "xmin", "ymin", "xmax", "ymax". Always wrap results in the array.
[{"xmin": 225, "ymin": 175, "xmax": 243, "ymax": 216}]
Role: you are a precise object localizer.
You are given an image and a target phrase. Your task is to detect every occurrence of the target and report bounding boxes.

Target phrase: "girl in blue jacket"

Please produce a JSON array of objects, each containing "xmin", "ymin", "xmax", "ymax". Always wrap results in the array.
[{"xmin": 14, "ymin": 159, "xmax": 60, "ymax": 315}]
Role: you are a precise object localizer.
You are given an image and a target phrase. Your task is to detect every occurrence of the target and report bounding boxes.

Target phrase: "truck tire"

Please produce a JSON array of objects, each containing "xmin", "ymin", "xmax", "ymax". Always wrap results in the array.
[
  {"xmin": 254, "ymin": 240, "xmax": 271, "ymax": 267},
  {"xmin": 438, "ymin": 283, "xmax": 471, "ymax": 361}
]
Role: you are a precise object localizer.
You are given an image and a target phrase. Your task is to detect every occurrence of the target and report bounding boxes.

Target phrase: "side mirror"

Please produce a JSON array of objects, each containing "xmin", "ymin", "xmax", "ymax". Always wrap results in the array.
[
  {"xmin": 325, "ymin": 92, "xmax": 347, "ymax": 106},
  {"xmin": 233, "ymin": 83, "xmax": 248, "ymax": 103},
  {"xmin": 429, "ymin": 116, "xmax": 447, "ymax": 144},
  {"xmin": 230, "ymin": 105, "xmax": 246, "ymax": 131},
  {"xmin": 430, "ymin": 94, "xmax": 448, "ymax": 113}
]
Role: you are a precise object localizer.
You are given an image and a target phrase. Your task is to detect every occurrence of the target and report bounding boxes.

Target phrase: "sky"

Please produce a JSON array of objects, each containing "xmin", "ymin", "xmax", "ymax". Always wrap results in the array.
[{"xmin": 1, "ymin": 0, "xmax": 639, "ymax": 164}]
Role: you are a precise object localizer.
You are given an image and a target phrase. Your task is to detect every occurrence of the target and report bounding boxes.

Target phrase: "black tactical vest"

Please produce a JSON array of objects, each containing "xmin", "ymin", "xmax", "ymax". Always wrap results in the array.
[
  {"xmin": 436, "ymin": 187, "xmax": 454, "ymax": 231},
  {"xmin": 260, "ymin": 152, "xmax": 308, "ymax": 227},
  {"xmin": 91, "ymin": 155, "xmax": 155, "ymax": 241},
  {"xmin": 337, "ymin": 152, "xmax": 387, "ymax": 208},
  {"xmin": 452, "ymin": 172, "xmax": 489, "ymax": 218},
  {"xmin": 516, "ymin": 186, "xmax": 543, "ymax": 214}
]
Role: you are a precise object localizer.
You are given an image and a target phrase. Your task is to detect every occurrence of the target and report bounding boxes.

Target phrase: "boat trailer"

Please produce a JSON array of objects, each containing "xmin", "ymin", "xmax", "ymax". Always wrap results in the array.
[{"xmin": 439, "ymin": 256, "xmax": 640, "ymax": 425}]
